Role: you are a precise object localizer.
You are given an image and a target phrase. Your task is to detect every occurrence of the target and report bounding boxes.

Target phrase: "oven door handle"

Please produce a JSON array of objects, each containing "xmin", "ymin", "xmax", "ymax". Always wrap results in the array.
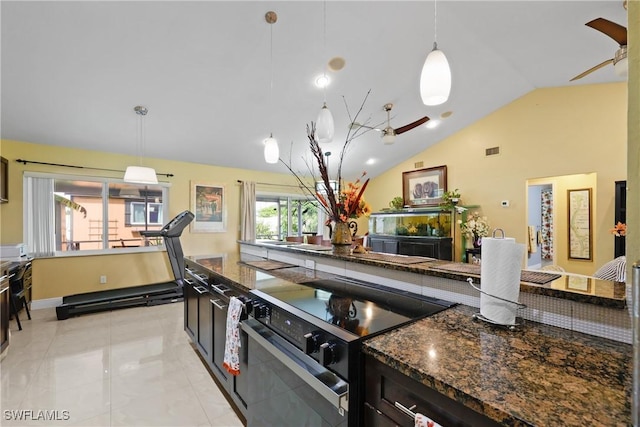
[{"xmin": 241, "ymin": 318, "xmax": 349, "ymax": 415}]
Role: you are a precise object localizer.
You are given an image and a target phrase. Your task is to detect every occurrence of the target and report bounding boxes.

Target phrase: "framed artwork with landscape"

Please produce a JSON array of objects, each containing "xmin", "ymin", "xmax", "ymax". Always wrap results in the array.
[
  {"xmin": 402, "ymin": 165, "xmax": 447, "ymax": 207},
  {"xmin": 191, "ymin": 182, "xmax": 226, "ymax": 233}
]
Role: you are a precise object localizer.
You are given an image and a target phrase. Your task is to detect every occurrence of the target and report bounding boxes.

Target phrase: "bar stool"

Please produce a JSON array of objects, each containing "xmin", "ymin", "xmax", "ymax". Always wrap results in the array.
[{"xmin": 306, "ymin": 235, "xmax": 323, "ymax": 245}]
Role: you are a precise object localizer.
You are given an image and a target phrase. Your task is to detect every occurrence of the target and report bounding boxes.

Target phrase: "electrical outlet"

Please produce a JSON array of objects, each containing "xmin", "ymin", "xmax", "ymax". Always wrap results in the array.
[
  {"xmin": 100, "ymin": 275, "xmax": 107, "ymax": 284},
  {"xmin": 501, "ymin": 200, "xmax": 510, "ymax": 207}
]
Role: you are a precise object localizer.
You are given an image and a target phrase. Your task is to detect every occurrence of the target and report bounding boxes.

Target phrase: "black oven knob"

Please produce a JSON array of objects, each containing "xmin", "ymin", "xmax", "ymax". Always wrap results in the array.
[
  {"xmin": 303, "ymin": 332, "xmax": 321, "ymax": 354},
  {"xmin": 319, "ymin": 341, "xmax": 337, "ymax": 366},
  {"xmin": 253, "ymin": 304, "xmax": 268, "ymax": 319}
]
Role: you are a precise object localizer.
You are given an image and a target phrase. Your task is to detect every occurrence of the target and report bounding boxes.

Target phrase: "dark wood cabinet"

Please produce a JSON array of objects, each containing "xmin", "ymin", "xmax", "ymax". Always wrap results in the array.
[
  {"xmin": 184, "ymin": 280, "xmax": 198, "ymax": 341},
  {"xmin": 370, "ymin": 237, "xmax": 399, "ymax": 254},
  {"xmin": 614, "ymin": 180, "xmax": 626, "ymax": 258},
  {"xmin": 364, "ymin": 354, "xmax": 500, "ymax": 427},
  {"xmin": 196, "ymin": 286, "xmax": 212, "ymax": 357},
  {"xmin": 369, "ymin": 235, "xmax": 452, "ymax": 260}
]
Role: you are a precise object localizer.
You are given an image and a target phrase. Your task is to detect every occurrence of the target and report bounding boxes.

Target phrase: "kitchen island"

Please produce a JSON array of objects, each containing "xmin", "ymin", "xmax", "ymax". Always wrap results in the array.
[{"xmin": 185, "ymin": 251, "xmax": 632, "ymax": 426}]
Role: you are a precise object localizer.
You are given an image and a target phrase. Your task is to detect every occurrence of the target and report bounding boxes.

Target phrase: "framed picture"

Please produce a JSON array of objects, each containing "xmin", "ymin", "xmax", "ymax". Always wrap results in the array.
[
  {"xmin": 191, "ymin": 182, "xmax": 226, "ymax": 233},
  {"xmin": 567, "ymin": 188, "xmax": 592, "ymax": 260},
  {"xmin": 402, "ymin": 165, "xmax": 447, "ymax": 207}
]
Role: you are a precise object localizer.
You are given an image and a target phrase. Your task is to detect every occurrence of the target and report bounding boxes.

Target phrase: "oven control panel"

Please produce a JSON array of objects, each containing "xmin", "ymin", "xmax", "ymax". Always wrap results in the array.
[{"xmin": 249, "ymin": 294, "xmax": 351, "ymax": 379}]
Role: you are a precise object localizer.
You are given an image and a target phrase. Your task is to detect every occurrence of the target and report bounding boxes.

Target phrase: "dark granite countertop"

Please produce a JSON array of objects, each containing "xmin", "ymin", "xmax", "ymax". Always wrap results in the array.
[
  {"xmin": 363, "ymin": 304, "xmax": 632, "ymax": 426},
  {"xmin": 240, "ymin": 240, "xmax": 627, "ymax": 309}
]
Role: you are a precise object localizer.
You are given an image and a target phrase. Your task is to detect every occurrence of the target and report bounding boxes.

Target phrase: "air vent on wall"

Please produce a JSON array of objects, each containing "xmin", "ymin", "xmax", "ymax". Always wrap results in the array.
[
  {"xmin": 485, "ymin": 146, "xmax": 500, "ymax": 156},
  {"xmin": 414, "ymin": 161, "xmax": 424, "ymax": 168}
]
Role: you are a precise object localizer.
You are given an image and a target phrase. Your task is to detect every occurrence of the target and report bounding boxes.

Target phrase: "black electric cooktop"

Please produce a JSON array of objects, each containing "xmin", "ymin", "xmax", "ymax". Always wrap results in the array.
[{"xmin": 254, "ymin": 275, "xmax": 456, "ymax": 339}]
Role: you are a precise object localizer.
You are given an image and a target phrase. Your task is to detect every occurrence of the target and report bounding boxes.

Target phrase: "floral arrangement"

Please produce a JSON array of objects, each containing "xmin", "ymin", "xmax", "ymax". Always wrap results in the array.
[
  {"xmin": 610, "ymin": 222, "xmax": 626, "ymax": 237},
  {"xmin": 459, "ymin": 212, "xmax": 490, "ymax": 240},
  {"xmin": 279, "ymin": 92, "xmax": 376, "ymax": 224}
]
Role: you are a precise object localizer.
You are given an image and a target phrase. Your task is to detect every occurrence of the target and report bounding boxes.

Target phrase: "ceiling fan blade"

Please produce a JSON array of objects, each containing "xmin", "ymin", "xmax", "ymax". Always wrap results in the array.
[
  {"xmin": 569, "ymin": 58, "xmax": 614, "ymax": 81},
  {"xmin": 394, "ymin": 116, "xmax": 430, "ymax": 135},
  {"xmin": 586, "ymin": 18, "xmax": 627, "ymax": 46}
]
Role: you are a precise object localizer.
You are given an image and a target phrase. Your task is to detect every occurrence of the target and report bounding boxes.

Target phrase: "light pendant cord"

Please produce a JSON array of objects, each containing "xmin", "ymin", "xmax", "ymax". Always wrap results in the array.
[
  {"xmin": 322, "ymin": 0, "xmax": 328, "ymax": 103},
  {"xmin": 433, "ymin": 0, "xmax": 438, "ymax": 50},
  {"xmin": 269, "ymin": 18, "xmax": 274, "ymax": 133}
]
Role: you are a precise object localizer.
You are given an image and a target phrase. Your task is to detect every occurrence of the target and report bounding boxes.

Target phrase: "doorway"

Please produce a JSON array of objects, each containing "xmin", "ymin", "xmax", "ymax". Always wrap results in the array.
[{"xmin": 527, "ymin": 184, "xmax": 554, "ymax": 269}]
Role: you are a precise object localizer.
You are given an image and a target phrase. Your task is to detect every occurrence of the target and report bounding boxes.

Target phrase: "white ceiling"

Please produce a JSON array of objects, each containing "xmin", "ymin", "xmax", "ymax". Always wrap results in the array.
[{"xmin": 0, "ymin": 1, "xmax": 628, "ymax": 181}]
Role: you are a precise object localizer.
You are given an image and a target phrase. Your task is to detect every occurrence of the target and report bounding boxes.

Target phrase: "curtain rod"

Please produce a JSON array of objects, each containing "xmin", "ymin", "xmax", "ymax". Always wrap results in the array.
[
  {"xmin": 15, "ymin": 159, "xmax": 174, "ymax": 178},
  {"xmin": 237, "ymin": 179, "xmax": 301, "ymax": 189}
]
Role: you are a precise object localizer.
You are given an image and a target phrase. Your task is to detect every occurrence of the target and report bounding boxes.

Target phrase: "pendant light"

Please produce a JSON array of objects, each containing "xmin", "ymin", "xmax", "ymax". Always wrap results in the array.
[
  {"xmin": 420, "ymin": 0, "xmax": 451, "ymax": 106},
  {"xmin": 316, "ymin": 1, "xmax": 334, "ymax": 143},
  {"xmin": 124, "ymin": 106, "xmax": 158, "ymax": 184},
  {"xmin": 263, "ymin": 11, "xmax": 279, "ymax": 164}
]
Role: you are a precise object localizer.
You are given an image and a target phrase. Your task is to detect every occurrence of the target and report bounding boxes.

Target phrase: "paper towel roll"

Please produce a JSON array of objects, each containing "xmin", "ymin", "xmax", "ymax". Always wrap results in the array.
[{"xmin": 480, "ymin": 237, "xmax": 525, "ymax": 325}]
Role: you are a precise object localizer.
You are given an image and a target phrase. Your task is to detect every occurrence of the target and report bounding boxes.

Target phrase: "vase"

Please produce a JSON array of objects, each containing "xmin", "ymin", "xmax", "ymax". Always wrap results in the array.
[
  {"xmin": 472, "ymin": 235, "xmax": 482, "ymax": 248},
  {"xmin": 331, "ymin": 221, "xmax": 353, "ymax": 255}
]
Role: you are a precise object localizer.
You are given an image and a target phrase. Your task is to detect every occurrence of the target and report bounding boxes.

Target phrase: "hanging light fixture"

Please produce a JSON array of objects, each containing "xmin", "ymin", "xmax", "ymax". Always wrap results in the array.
[
  {"xmin": 316, "ymin": 1, "xmax": 334, "ymax": 143},
  {"xmin": 263, "ymin": 11, "xmax": 279, "ymax": 164},
  {"xmin": 124, "ymin": 106, "xmax": 158, "ymax": 184},
  {"xmin": 420, "ymin": 0, "xmax": 451, "ymax": 106}
]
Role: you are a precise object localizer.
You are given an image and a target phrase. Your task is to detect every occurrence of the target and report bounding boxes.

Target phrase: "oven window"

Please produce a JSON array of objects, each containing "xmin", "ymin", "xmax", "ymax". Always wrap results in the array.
[{"xmin": 246, "ymin": 333, "xmax": 348, "ymax": 427}]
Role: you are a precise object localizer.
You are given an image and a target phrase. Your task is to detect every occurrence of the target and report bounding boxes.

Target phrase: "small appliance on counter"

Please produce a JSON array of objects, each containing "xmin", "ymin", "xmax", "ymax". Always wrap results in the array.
[{"xmin": 0, "ymin": 243, "xmax": 28, "ymax": 259}]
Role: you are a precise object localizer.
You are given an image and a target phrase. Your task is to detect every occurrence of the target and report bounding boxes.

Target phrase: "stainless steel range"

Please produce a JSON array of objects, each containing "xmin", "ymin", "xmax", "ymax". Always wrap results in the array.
[{"xmin": 241, "ymin": 276, "xmax": 456, "ymax": 427}]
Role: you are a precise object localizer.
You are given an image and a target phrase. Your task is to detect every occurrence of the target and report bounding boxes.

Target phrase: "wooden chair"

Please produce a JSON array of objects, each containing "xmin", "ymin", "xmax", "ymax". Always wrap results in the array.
[
  {"xmin": 306, "ymin": 235, "xmax": 323, "ymax": 245},
  {"xmin": 9, "ymin": 262, "xmax": 32, "ymax": 331},
  {"xmin": 285, "ymin": 236, "xmax": 304, "ymax": 243}
]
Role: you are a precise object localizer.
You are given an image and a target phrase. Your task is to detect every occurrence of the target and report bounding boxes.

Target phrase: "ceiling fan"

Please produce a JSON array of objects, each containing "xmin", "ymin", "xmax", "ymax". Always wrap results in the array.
[
  {"xmin": 570, "ymin": 17, "xmax": 627, "ymax": 81},
  {"xmin": 350, "ymin": 103, "xmax": 429, "ymax": 145}
]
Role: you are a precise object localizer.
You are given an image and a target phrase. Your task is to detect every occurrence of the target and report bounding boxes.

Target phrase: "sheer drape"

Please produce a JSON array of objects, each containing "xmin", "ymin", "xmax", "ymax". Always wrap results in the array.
[
  {"xmin": 240, "ymin": 181, "xmax": 256, "ymax": 241},
  {"xmin": 25, "ymin": 176, "xmax": 55, "ymax": 257}
]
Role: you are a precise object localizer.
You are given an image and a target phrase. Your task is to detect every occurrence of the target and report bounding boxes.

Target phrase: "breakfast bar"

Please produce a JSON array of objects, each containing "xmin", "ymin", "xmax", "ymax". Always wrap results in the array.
[{"xmin": 185, "ymin": 245, "xmax": 632, "ymax": 426}]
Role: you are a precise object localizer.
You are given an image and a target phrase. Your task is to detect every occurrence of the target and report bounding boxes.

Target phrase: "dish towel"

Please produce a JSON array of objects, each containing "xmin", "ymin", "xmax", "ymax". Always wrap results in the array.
[
  {"xmin": 223, "ymin": 296, "xmax": 243, "ymax": 376},
  {"xmin": 415, "ymin": 413, "xmax": 442, "ymax": 427},
  {"xmin": 527, "ymin": 225, "xmax": 537, "ymax": 253}
]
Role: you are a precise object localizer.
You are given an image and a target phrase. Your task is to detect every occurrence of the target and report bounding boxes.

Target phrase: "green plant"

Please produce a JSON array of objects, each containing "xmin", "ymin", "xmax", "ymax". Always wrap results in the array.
[
  {"xmin": 439, "ymin": 189, "xmax": 461, "ymax": 210},
  {"xmin": 389, "ymin": 196, "xmax": 404, "ymax": 210}
]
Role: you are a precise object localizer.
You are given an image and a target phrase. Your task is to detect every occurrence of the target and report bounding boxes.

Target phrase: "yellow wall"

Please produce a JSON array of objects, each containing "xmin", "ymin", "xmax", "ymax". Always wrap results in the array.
[
  {"xmin": 365, "ymin": 83, "xmax": 627, "ymax": 273},
  {"xmin": 0, "ymin": 140, "xmax": 303, "ymax": 298},
  {"xmin": 0, "ymin": 81, "xmax": 631, "ymax": 298}
]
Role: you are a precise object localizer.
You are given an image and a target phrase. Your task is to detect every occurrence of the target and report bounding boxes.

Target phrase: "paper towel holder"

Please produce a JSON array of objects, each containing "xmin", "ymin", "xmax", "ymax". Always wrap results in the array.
[{"xmin": 467, "ymin": 277, "xmax": 526, "ymax": 331}]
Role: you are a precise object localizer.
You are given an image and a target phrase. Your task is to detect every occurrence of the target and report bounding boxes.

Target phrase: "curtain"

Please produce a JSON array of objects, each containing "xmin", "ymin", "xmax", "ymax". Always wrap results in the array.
[
  {"xmin": 240, "ymin": 181, "xmax": 256, "ymax": 241},
  {"xmin": 540, "ymin": 189, "xmax": 553, "ymax": 260},
  {"xmin": 25, "ymin": 176, "xmax": 56, "ymax": 257}
]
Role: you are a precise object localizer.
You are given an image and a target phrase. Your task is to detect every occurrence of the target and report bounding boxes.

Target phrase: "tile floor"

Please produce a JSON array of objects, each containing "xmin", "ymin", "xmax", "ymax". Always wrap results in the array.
[{"xmin": 0, "ymin": 303, "xmax": 244, "ymax": 426}]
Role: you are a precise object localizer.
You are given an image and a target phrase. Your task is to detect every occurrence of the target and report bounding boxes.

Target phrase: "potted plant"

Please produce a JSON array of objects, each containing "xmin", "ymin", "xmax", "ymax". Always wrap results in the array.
[
  {"xmin": 389, "ymin": 196, "xmax": 404, "ymax": 210},
  {"xmin": 439, "ymin": 189, "xmax": 461, "ymax": 210}
]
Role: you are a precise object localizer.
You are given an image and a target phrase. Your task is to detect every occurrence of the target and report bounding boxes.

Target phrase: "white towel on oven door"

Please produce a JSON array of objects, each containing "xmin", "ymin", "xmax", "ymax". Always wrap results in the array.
[{"xmin": 223, "ymin": 296, "xmax": 243, "ymax": 376}]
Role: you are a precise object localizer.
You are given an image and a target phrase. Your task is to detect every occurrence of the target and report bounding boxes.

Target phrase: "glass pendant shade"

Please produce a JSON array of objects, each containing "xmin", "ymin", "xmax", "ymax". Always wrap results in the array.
[
  {"xmin": 420, "ymin": 45, "xmax": 451, "ymax": 106},
  {"xmin": 124, "ymin": 166, "xmax": 158, "ymax": 185},
  {"xmin": 382, "ymin": 133, "xmax": 396, "ymax": 145},
  {"xmin": 316, "ymin": 103, "xmax": 335, "ymax": 143},
  {"xmin": 263, "ymin": 135, "xmax": 279, "ymax": 164}
]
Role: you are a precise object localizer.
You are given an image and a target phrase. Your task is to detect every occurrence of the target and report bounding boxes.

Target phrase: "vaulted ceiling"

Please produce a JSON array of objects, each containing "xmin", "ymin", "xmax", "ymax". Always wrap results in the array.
[{"xmin": 1, "ymin": 1, "xmax": 629, "ymax": 180}]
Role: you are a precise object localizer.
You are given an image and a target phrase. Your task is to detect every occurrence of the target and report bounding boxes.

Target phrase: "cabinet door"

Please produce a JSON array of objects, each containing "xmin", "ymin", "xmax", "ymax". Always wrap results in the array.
[
  {"xmin": 399, "ymin": 241, "xmax": 437, "ymax": 258},
  {"xmin": 184, "ymin": 282, "xmax": 198, "ymax": 341},
  {"xmin": 211, "ymin": 297, "xmax": 229, "ymax": 382},
  {"xmin": 197, "ymin": 289, "xmax": 212, "ymax": 358},
  {"xmin": 365, "ymin": 355, "xmax": 500, "ymax": 427},
  {"xmin": 0, "ymin": 285, "xmax": 9, "ymax": 355}
]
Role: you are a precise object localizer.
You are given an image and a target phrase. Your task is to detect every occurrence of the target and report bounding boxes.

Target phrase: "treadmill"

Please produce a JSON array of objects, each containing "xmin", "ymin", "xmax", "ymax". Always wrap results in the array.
[{"xmin": 56, "ymin": 210, "xmax": 195, "ymax": 320}]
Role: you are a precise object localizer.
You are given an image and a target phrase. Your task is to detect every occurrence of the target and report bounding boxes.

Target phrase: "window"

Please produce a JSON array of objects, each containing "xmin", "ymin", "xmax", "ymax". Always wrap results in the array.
[
  {"xmin": 129, "ymin": 202, "xmax": 163, "ymax": 226},
  {"xmin": 24, "ymin": 172, "xmax": 170, "ymax": 255},
  {"xmin": 256, "ymin": 195, "xmax": 324, "ymax": 241}
]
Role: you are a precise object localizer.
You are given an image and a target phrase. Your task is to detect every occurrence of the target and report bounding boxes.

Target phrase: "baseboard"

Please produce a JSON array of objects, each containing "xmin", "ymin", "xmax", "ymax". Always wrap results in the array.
[{"xmin": 31, "ymin": 297, "xmax": 63, "ymax": 310}]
